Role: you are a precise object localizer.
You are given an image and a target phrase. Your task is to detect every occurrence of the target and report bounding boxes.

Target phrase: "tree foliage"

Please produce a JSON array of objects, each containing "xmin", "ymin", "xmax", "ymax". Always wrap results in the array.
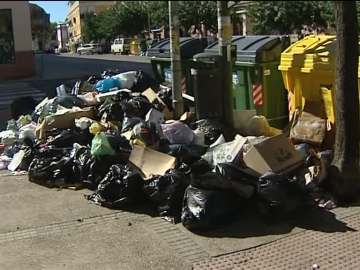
[
  {"xmin": 80, "ymin": 1, "xmax": 218, "ymax": 42},
  {"xmin": 248, "ymin": 1, "xmax": 335, "ymax": 34},
  {"xmin": 178, "ymin": 1, "xmax": 217, "ymax": 32}
]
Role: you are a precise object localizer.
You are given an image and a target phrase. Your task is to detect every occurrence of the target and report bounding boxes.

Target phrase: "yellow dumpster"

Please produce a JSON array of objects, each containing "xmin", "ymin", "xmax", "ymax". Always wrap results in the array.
[{"xmin": 278, "ymin": 35, "xmax": 360, "ymax": 123}]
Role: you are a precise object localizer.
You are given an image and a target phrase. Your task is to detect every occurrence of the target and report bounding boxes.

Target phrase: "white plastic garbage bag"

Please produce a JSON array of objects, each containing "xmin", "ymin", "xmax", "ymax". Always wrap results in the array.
[
  {"xmin": 112, "ymin": 71, "xmax": 137, "ymax": 89},
  {"xmin": 8, "ymin": 150, "xmax": 25, "ymax": 171},
  {"xmin": 0, "ymin": 155, "xmax": 12, "ymax": 170},
  {"xmin": 75, "ymin": 117, "xmax": 94, "ymax": 130},
  {"xmin": 0, "ymin": 130, "xmax": 17, "ymax": 146},
  {"xmin": 19, "ymin": 123, "xmax": 37, "ymax": 141},
  {"xmin": 161, "ymin": 121, "xmax": 195, "ymax": 145}
]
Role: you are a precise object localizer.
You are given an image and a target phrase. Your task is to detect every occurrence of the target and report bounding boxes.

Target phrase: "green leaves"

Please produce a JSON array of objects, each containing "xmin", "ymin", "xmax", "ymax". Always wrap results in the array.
[
  {"xmin": 80, "ymin": 1, "xmax": 218, "ymax": 42},
  {"xmin": 248, "ymin": 1, "xmax": 336, "ymax": 34}
]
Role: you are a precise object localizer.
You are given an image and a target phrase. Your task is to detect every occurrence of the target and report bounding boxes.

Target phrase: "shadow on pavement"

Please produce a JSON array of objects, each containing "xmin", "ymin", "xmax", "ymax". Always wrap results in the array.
[{"xmin": 190, "ymin": 205, "xmax": 356, "ymax": 239}]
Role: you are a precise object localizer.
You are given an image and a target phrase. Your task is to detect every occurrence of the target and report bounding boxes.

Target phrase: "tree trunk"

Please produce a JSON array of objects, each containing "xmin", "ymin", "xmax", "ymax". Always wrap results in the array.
[{"xmin": 330, "ymin": 1, "xmax": 360, "ymax": 201}]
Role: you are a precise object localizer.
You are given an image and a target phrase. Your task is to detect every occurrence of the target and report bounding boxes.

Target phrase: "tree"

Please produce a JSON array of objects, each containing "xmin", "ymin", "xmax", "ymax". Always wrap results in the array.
[
  {"xmin": 81, "ymin": 12, "xmax": 99, "ymax": 43},
  {"xmin": 248, "ymin": 1, "xmax": 335, "ymax": 34},
  {"xmin": 329, "ymin": 1, "xmax": 360, "ymax": 201},
  {"xmin": 113, "ymin": 1, "xmax": 148, "ymax": 36},
  {"xmin": 178, "ymin": 1, "xmax": 217, "ymax": 34},
  {"xmin": 147, "ymin": 1, "xmax": 169, "ymax": 29}
]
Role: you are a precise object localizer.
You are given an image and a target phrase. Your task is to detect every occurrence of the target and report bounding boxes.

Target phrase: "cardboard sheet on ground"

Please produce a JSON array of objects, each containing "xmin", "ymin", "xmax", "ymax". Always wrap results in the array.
[
  {"xmin": 36, "ymin": 107, "xmax": 95, "ymax": 140},
  {"xmin": 243, "ymin": 134, "xmax": 303, "ymax": 175},
  {"xmin": 129, "ymin": 145, "xmax": 176, "ymax": 179}
]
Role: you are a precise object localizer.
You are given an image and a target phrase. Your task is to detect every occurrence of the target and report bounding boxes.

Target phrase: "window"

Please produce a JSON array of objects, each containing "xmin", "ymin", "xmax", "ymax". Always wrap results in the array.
[
  {"xmin": 0, "ymin": 9, "xmax": 15, "ymax": 64},
  {"xmin": 73, "ymin": 17, "xmax": 76, "ymax": 24}
]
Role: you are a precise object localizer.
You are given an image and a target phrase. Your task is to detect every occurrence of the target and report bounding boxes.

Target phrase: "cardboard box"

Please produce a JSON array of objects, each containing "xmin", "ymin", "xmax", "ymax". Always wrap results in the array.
[
  {"xmin": 142, "ymin": 88, "xmax": 172, "ymax": 120},
  {"xmin": 129, "ymin": 145, "xmax": 176, "ymax": 179},
  {"xmin": 243, "ymin": 134, "xmax": 303, "ymax": 175},
  {"xmin": 36, "ymin": 107, "xmax": 95, "ymax": 140}
]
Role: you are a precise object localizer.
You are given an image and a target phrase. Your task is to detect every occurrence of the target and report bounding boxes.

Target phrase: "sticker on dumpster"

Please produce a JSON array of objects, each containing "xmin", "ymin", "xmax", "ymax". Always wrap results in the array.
[
  {"xmin": 264, "ymin": 69, "xmax": 271, "ymax": 76},
  {"xmin": 232, "ymin": 74, "xmax": 239, "ymax": 85},
  {"xmin": 253, "ymin": 84, "xmax": 263, "ymax": 106}
]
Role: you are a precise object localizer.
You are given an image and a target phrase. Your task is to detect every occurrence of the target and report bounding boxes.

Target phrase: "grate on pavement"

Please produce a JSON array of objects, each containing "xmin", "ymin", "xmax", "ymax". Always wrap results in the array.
[{"xmin": 193, "ymin": 213, "xmax": 360, "ymax": 270}]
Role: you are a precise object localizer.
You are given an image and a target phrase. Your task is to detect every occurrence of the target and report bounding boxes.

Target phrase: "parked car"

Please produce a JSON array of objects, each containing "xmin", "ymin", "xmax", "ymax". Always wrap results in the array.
[
  {"xmin": 111, "ymin": 38, "xmax": 131, "ymax": 54},
  {"xmin": 77, "ymin": 43, "xmax": 102, "ymax": 55}
]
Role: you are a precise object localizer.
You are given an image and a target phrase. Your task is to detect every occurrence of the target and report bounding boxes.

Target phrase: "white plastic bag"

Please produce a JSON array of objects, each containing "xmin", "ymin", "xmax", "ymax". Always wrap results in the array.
[
  {"xmin": 19, "ymin": 123, "xmax": 37, "ymax": 141},
  {"xmin": 112, "ymin": 71, "xmax": 137, "ymax": 89},
  {"xmin": 161, "ymin": 121, "xmax": 195, "ymax": 145}
]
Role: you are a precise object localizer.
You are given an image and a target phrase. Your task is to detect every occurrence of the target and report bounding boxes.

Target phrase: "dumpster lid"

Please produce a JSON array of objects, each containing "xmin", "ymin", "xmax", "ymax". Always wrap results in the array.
[
  {"xmin": 193, "ymin": 52, "xmax": 222, "ymax": 63},
  {"xmin": 205, "ymin": 35, "xmax": 290, "ymax": 63},
  {"xmin": 147, "ymin": 37, "xmax": 207, "ymax": 59}
]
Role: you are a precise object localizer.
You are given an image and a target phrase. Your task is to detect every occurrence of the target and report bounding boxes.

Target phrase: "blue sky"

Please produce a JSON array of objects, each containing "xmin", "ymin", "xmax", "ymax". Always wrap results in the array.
[{"xmin": 30, "ymin": 1, "xmax": 68, "ymax": 23}]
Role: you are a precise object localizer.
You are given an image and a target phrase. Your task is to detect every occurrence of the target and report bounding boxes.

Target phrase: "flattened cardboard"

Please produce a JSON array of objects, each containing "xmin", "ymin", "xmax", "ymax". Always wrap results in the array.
[
  {"xmin": 36, "ymin": 107, "xmax": 95, "ymax": 140},
  {"xmin": 129, "ymin": 145, "xmax": 176, "ymax": 179},
  {"xmin": 243, "ymin": 134, "xmax": 303, "ymax": 175}
]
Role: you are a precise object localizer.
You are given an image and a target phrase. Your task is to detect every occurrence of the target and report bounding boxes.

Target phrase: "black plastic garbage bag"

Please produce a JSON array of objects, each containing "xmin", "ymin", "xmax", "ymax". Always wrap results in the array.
[
  {"xmin": 143, "ymin": 168, "xmax": 189, "ymax": 218},
  {"xmin": 3, "ymin": 143, "xmax": 22, "ymax": 158},
  {"xmin": 34, "ymin": 146, "xmax": 72, "ymax": 159},
  {"xmin": 80, "ymin": 155, "xmax": 123, "ymax": 190},
  {"xmin": 17, "ymin": 146, "xmax": 35, "ymax": 171},
  {"xmin": 85, "ymin": 164, "xmax": 144, "ymax": 208},
  {"xmin": 131, "ymin": 70, "xmax": 159, "ymax": 92},
  {"xmin": 122, "ymin": 95, "xmax": 152, "ymax": 118},
  {"xmin": 191, "ymin": 170, "xmax": 231, "ymax": 191},
  {"xmin": 97, "ymin": 99, "xmax": 124, "ymax": 122},
  {"xmin": 46, "ymin": 128, "xmax": 93, "ymax": 148},
  {"xmin": 131, "ymin": 121, "xmax": 160, "ymax": 146},
  {"xmin": 106, "ymin": 133, "xmax": 132, "ymax": 157},
  {"xmin": 256, "ymin": 171, "xmax": 305, "ymax": 217},
  {"xmin": 157, "ymin": 86, "xmax": 173, "ymax": 111},
  {"xmin": 162, "ymin": 144, "xmax": 208, "ymax": 165},
  {"xmin": 28, "ymin": 155, "xmax": 78, "ymax": 188},
  {"xmin": 121, "ymin": 117, "xmax": 143, "ymax": 132},
  {"xmin": 189, "ymin": 162, "xmax": 257, "ymax": 199},
  {"xmin": 215, "ymin": 163, "xmax": 258, "ymax": 199},
  {"xmin": 191, "ymin": 119, "xmax": 224, "ymax": 145},
  {"xmin": 181, "ymin": 186, "xmax": 240, "ymax": 230},
  {"xmin": 190, "ymin": 159, "xmax": 213, "ymax": 175}
]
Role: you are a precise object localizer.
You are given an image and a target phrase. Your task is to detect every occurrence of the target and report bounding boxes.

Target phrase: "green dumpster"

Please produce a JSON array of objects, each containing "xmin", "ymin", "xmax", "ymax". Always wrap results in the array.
[
  {"xmin": 147, "ymin": 37, "xmax": 207, "ymax": 97},
  {"xmin": 205, "ymin": 35, "xmax": 291, "ymax": 128}
]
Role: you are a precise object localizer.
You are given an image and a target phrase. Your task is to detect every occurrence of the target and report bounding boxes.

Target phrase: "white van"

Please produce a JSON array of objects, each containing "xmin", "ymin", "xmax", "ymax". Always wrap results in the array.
[{"xmin": 111, "ymin": 38, "xmax": 131, "ymax": 54}]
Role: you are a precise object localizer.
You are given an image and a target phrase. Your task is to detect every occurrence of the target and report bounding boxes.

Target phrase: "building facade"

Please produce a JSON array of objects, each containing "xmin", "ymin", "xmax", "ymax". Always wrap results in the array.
[
  {"xmin": 67, "ymin": 1, "xmax": 116, "ymax": 44},
  {"xmin": 57, "ymin": 23, "xmax": 69, "ymax": 51},
  {"xmin": 231, "ymin": 1, "xmax": 254, "ymax": 36},
  {"xmin": 0, "ymin": 1, "xmax": 34, "ymax": 79}
]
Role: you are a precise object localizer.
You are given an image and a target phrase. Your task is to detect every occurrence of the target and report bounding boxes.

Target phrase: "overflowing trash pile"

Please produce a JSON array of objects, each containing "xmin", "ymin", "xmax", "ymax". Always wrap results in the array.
[{"xmin": 0, "ymin": 69, "xmax": 337, "ymax": 231}]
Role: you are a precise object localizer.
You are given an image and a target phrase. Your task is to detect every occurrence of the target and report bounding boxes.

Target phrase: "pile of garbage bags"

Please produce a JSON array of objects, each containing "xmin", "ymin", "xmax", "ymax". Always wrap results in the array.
[{"xmin": 0, "ymin": 69, "xmax": 337, "ymax": 231}]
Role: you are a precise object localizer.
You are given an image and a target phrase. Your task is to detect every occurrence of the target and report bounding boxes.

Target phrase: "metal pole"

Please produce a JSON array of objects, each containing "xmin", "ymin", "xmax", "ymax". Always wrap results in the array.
[
  {"xmin": 169, "ymin": 1, "xmax": 184, "ymax": 118},
  {"xmin": 217, "ymin": 1, "xmax": 233, "ymax": 125}
]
